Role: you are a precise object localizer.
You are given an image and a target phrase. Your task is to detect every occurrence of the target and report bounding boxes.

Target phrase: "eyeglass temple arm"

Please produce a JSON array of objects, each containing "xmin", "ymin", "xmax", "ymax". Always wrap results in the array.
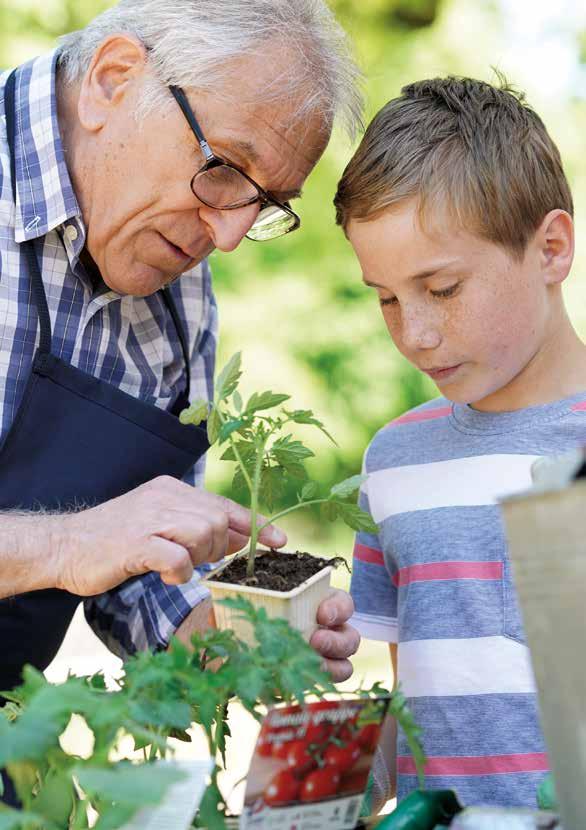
[{"xmin": 169, "ymin": 85, "xmax": 214, "ymax": 163}]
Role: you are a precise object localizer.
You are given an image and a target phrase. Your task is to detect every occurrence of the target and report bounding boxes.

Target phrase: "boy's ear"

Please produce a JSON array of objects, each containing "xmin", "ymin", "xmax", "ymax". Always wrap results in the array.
[{"xmin": 535, "ymin": 209, "xmax": 574, "ymax": 286}]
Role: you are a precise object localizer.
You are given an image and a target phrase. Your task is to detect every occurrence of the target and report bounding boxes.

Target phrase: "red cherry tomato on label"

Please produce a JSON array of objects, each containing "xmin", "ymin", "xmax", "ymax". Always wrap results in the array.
[
  {"xmin": 272, "ymin": 740, "xmax": 291, "ymax": 759},
  {"xmin": 304, "ymin": 721, "xmax": 330, "ymax": 744},
  {"xmin": 300, "ymin": 768, "xmax": 341, "ymax": 802},
  {"xmin": 264, "ymin": 770, "xmax": 300, "ymax": 806},
  {"xmin": 324, "ymin": 741, "xmax": 361, "ymax": 773},
  {"xmin": 336, "ymin": 723, "xmax": 355, "ymax": 743},
  {"xmin": 286, "ymin": 741, "xmax": 316, "ymax": 775}
]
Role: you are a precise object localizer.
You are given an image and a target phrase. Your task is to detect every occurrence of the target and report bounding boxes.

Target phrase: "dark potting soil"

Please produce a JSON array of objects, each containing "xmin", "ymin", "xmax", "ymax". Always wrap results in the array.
[{"xmin": 214, "ymin": 549, "xmax": 345, "ymax": 592}]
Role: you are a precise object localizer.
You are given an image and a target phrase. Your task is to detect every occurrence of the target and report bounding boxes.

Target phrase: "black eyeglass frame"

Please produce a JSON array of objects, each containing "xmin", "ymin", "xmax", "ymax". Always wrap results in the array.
[{"xmin": 169, "ymin": 85, "xmax": 301, "ymax": 240}]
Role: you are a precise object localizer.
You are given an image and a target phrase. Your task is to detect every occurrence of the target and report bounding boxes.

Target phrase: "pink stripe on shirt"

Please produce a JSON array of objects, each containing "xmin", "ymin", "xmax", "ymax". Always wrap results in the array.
[
  {"xmin": 353, "ymin": 542, "xmax": 385, "ymax": 566},
  {"xmin": 392, "ymin": 560, "xmax": 503, "ymax": 587},
  {"xmin": 387, "ymin": 405, "xmax": 452, "ymax": 428},
  {"xmin": 398, "ymin": 753, "xmax": 549, "ymax": 777},
  {"xmin": 571, "ymin": 401, "xmax": 586, "ymax": 412}
]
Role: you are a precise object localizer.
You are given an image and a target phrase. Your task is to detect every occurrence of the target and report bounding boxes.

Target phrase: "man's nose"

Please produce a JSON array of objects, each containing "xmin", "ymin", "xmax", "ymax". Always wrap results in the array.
[{"xmin": 198, "ymin": 202, "xmax": 260, "ymax": 252}]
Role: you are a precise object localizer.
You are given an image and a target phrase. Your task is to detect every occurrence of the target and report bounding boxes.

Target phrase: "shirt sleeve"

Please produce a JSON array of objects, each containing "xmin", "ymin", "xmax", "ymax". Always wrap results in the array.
[
  {"xmin": 350, "ymin": 478, "xmax": 399, "ymax": 644},
  {"xmin": 84, "ymin": 261, "xmax": 219, "ymax": 660}
]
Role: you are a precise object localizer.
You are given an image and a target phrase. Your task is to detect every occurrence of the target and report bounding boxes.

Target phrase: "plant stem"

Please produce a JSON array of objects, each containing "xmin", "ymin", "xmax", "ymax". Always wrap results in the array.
[
  {"xmin": 256, "ymin": 498, "xmax": 328, "ymax": 535},
  {"xmin": 247, "ymin": 435, "xmax": 266, "ymax": 578}
]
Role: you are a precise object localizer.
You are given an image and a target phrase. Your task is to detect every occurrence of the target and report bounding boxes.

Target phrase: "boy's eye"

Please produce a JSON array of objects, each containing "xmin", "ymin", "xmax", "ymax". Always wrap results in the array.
[
  {"xmin": 379, "ymin": 296, "xmax": 398, "ymax": 307},
  {"xmin": 430, "ymin": 283, "xmax": 460, "ymax": 299}
]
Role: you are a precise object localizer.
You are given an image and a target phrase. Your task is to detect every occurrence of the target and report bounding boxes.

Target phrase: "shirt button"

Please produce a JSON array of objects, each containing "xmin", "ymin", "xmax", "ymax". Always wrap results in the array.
[{"xmin": 65, "ymin": 224, "xmax": 79, "ymax": 242}]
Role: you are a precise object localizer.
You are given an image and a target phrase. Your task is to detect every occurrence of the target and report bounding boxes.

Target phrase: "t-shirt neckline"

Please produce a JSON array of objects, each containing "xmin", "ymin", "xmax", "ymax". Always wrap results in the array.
[{"xmin": 450, "ymin": 390, "xmax": 586, "ymax": 435}]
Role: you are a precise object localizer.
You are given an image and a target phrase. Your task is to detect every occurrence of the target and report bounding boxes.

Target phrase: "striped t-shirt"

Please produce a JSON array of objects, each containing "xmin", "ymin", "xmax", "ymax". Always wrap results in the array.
[{"xmin": 350, "ymin": 392, "xmax": 586, "ymax": 808}]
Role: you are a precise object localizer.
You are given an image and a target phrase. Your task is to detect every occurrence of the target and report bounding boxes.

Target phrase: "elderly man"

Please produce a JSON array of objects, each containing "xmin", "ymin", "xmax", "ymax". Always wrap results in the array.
[{"xmin": 0, "ymin": 0, "xmax": 363, "ymax": 693}]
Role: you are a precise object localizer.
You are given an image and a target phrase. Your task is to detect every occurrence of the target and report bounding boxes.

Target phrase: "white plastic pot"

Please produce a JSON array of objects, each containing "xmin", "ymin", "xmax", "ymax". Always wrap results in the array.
[{"xmin": 205, "ymin": 554, "xmax": 333, "ymax": 645}]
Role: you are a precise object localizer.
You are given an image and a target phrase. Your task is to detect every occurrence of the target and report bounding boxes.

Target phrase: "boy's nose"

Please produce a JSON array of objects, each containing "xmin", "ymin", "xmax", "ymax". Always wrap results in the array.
[
  {"xmin": 401, "ymin": 311, "xmax": 442, "ymax": 351},
  {"xmin": 198, "ymin": 202, "xmax": 260, "ymax": 252}
]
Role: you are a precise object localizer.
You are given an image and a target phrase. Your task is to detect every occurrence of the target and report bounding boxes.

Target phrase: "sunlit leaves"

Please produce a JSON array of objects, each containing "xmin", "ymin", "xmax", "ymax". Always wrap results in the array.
[
  {"xmin": 329, "ymin": 474, "xmax": 367, "ymax": 499},
  {"xmin": 214, "ymin": 352, "xmax": 242, "ymax": 402},
  {"xmin": 245, "ymin": 391, "xmax": 290, "ymax": 415}
]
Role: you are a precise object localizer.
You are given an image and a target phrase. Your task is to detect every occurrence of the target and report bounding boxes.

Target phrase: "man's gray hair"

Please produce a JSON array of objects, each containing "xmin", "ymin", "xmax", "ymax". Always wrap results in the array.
[{"xmin": 58, "ymin": 0, "xmax": 363, "ymax": 137}]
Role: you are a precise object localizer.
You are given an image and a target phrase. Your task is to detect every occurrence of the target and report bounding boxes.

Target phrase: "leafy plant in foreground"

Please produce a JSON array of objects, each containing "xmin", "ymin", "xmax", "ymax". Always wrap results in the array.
[
  {"xmin": 0, "ymin": 601, "xmax": 426, "ymax": 830},
  {"xmin": 180, "ymin": 352, "xmax": 378, "ymax": 577}
]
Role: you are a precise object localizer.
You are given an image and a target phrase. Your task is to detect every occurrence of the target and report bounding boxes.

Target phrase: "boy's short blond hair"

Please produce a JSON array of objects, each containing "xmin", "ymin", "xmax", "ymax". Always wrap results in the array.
[{"xmin": 334, "ymin": 76, "xmax": 573, "ymax": 258}]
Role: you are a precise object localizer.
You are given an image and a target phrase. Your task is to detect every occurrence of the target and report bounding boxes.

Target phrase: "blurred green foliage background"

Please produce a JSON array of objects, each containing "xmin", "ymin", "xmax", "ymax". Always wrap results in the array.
[{"xmin": 3, "ymin": 0, "xmax": 586, "ymax": 561}]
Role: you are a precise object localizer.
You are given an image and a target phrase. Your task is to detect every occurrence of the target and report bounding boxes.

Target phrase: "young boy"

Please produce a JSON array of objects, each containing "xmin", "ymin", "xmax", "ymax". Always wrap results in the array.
[{"xmin": 334, "ymin": 77, "xmax": 586, "ymax": 809}]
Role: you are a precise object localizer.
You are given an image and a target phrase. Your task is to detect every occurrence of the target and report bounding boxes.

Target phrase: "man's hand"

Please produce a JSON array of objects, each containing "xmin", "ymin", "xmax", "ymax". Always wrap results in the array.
[
  {"xmin": 48, "ymin": 476, "xmax": 286, "ymax": 596},
  {"xmin": 310, "ymin": 589, "xmax": 360, "ymax": 683}
]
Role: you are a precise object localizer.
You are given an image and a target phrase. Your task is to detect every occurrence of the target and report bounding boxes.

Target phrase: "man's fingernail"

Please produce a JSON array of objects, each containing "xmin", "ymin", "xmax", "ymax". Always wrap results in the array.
[
  {"xmin": 269, "ymin": 528, "xmax": 285, "ymax": 544},
  {"xmin": 326, "ymin": 608, "xmax": 336, "ymax": 625}
]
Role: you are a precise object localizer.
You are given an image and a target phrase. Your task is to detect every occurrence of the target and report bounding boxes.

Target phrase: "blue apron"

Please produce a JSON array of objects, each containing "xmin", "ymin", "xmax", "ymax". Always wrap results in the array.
[{"xmin": 0, "ymin": 68, "xmax": 210, "ymax": 692}]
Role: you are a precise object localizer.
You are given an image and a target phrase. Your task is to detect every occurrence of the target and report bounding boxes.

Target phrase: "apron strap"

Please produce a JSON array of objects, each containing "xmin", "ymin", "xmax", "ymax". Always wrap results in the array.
[
  {"xmin": 4, "ymin": 70, "xmax": 52, "ymax": 356},
  {"xmin": 162, "ymin": 287, "xmax": 192, "ymax": 406}
]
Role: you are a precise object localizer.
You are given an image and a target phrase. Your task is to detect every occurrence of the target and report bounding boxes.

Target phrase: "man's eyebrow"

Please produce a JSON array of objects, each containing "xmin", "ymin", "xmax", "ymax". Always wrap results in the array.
[
  {"xmin": 229, "ymin": 139, "xmax": 261, "ymax": 165},
  {"xmin": 362, "ymin": 260, "xmax": 460, "ymax": 288},
  {"xmin": 222, "ymin": 141, "xmax": 303, "ymax": 202}
]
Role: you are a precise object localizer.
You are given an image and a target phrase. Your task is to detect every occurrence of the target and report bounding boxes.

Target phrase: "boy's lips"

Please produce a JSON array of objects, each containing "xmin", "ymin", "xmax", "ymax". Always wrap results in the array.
[{"xmin": 422, "ymin": 363, "xmax": 463, "ymax": 381}]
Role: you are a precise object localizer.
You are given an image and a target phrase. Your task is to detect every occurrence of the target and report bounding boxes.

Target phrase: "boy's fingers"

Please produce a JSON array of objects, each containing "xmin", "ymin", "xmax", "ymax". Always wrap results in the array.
[
  {"xmin": 321, "ymin": 657, "xmax": 354, "ymax": 683},
  {"xmin": 310, "ymin": 623, "xmax": 361, "ymax": 661},
  {"xmin": 316, "ymin": 589, "xmax": 354, "ymax": 626}
]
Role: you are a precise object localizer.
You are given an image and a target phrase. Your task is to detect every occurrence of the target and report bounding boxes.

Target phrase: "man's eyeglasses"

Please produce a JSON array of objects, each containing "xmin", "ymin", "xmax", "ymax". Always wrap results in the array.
[{"xmin": 170, "ymin": 86, "xmax": 301, "ymax": 242}]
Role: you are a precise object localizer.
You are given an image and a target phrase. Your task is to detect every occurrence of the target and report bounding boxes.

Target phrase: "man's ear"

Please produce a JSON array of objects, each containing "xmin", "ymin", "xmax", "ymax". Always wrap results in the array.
[
  {"xmin": 535, "ymin": 209, "xmax": 574, "ymax": 287},
  {"xmin": 77, "ymin": 34, "xmax": 147, "ymax": 132}
]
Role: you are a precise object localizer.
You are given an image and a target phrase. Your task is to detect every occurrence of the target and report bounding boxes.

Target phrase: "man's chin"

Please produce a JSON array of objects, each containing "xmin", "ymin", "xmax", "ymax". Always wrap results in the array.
[{"xmin": 102, "ymin": 264, "xmax": 184, "ymax": 297}]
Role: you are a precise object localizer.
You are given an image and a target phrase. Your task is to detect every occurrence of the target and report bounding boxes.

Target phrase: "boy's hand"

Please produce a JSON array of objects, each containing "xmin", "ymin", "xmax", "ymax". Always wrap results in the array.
[{"xmin": 310, "ymin": 590, "xmax": 360, "ymax": 682}]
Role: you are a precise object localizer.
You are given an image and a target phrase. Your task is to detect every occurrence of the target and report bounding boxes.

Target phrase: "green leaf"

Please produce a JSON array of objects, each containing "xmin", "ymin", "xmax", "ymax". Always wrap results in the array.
[
  {"xmin": 32, "ymin": 772, "xmax": 75, "ymax": 826},
  {"xmin": 0, "ymin": 680, "xmax": 99, "ymax": 766},
  {"xmin": 128, "ymin": 699, "xmax": 192, "ymax": 730},
  {"xmin": 301, "ymin": 481, "xmax": 319, "ymax": 501},
  {"xmin": 233, "ymin": 390, "xmax": 243, "ymax": 412},
  {"xmin": 76, "ymin": 763, "xmax": 185, "ymax": 807},
  {"xmin": 244, "ymin": 391, "xmax": 290, "ymax": 415},
  {"xmin": 220, "ymin": 439, "xmax": 256, "ymax": 465},
  {"xmin": 329, "ymin": 474, "xmax": 368, "ymax": 499},
  {"xmin": 179, "ymin": 400, "xmax": 209, "ymax": 427},
  {"xmin": 271, "ymin": 436, "xmax": 314, "ymax": 475},
  {"xmin": 0, "ymin": 807, "xmax": 53, "ymax": 830},
  {"xmin": 334, "ymin": 503, "xmax": 379, "ymax": 534},
  {"xmin": 215, "ymin": 353, "xmax": 242, "ymax": 402},
  {"xmin": 92, "ymin": 804, "xmax": 137, "ymax": 830},
  {"xmin": 196, "ymin": 782, "xmax": 227, "ymax": 830},
  {"xmin": 283, "ymin": 409, "xmax": 337, "ymax": 444},
  {"xmin": 218, "ymin": 419, "xmax": 246, "ymax": 444},
  {"xmin": 207, "ymin": 408, "xmax": 221, "ymax": 445},
  {"xmin": 259, "ymin": 466, "xmax": 286, "ymax": 512}
]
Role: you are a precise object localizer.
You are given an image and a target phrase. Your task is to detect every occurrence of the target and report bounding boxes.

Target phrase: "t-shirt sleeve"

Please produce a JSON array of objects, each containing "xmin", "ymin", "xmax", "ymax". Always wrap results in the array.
[{"xmin": 350, "ymin": 484, "xmax": 398, "ymax": 643}]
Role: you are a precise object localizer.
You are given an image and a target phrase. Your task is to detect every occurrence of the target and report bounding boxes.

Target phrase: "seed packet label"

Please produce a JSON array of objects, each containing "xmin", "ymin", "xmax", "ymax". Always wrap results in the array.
[
  {"xmin": 240, "ymin": 696, "xmax": 389, "ymax": 830},
  {"xmin": 120, "ymin": 759, "xmax": 212, "ymax": 830}
]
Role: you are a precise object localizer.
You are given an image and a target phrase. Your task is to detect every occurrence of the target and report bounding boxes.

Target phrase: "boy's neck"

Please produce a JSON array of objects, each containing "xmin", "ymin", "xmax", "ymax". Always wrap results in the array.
[{"xmin": 472, "ymin": 306, "xmax": 586, "ymax": 413}]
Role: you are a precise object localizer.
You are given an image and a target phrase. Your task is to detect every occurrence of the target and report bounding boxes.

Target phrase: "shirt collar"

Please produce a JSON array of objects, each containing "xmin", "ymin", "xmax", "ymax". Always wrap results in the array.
[{"xmin": 11, "ymin": 49, "xmax": 83, "ymax": 245}]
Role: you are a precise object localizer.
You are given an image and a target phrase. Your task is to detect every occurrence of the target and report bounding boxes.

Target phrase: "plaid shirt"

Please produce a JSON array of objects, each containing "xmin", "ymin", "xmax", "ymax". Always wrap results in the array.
[{"xmin": 0, "ymin": 51, "xmax": 218, "ymax": 659}]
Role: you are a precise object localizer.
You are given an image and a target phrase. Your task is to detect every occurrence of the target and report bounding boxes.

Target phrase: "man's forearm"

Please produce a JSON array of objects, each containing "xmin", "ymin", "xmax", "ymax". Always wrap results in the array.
[{"xmin": 0, "ymin": 512, "xmax": 62, "ymax": 598}]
